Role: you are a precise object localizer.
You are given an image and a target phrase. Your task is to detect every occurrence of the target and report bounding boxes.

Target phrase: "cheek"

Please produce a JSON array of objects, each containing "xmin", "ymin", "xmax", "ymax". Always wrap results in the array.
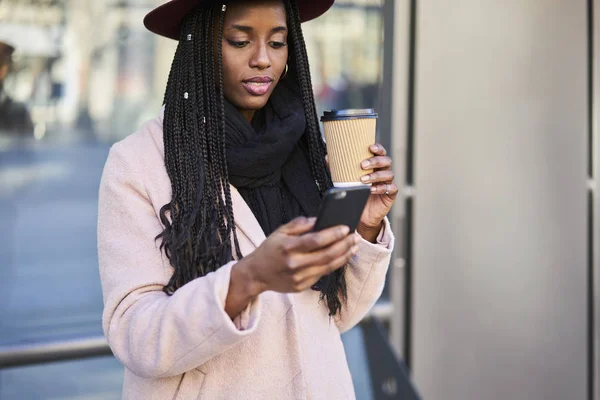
[
  {"xmin": 276, "ymin": 49, "xmax": 289, "ymax": 72},
  {"xmin": 221, "ymin": 53, "xmax": 239, "ymax": 89}
]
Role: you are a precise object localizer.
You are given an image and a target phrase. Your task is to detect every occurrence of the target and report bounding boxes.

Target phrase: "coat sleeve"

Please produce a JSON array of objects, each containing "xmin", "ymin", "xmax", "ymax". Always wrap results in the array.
[
  {"xmin": 97, "ymin": 143, "xmax": 261, "ymax": 379},
  {"xmin": 334, "ymin": 217, "xmax": 395, "ymax": 333}
]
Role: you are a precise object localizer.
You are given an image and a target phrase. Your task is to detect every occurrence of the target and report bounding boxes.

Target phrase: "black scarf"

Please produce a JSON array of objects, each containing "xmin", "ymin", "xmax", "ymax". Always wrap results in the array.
[{"xmin": 224, "ymin": 81, "xmax": 322, "ymax": 236}]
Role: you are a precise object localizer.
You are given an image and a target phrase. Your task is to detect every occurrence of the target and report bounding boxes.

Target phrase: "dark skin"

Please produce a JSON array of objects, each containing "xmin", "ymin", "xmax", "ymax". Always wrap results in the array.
[
  {"xmin": 221, "ymin": 0, "xmax": 288, "ymax": 122},
  {"xmin": 221, "ymin": 1, "xmax": 398, "ymax": 319}
]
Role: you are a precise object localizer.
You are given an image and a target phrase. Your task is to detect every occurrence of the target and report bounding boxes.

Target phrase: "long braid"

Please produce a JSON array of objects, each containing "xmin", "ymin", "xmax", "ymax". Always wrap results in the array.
[
  {"xmin": 284, "ymin": 0, "xmax": 346, "ymax": 316},
  {"xmin": 158, "ymin": 1, "xmax": 346, "ymax": 317},
  {"xmin": 201, "ymin": 5, "xmax": 233, "ymax": 264},
  {"xmin": 208, "ymin": 8, "xmax": 230, "ymax": 247},
  {"xmin": 216, "ymin": 6, "xmax": 244, "ymax": 259},
  {"xmin": 191, "ymin": 10, "xmax": 211, "ymax": 274},
  {"xmin": 160, "ymin": 5, "xmax": 236, "ymax": 293},
  {"xmin": 185, "ymin": 10, "xmax": 206, "ymax": 278},
  {"xmin": 284, "ymin": 0, "xmax": 332, "ymax": 193}
]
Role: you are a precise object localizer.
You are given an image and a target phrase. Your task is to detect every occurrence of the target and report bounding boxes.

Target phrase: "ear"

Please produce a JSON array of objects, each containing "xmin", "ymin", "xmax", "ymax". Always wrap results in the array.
[{"xmin": 0, "ymin": 64, "xmax": 8, "ymax": 81}]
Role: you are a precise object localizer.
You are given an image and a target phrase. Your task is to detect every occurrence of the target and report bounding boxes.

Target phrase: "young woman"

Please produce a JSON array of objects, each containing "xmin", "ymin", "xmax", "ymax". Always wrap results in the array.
[{"xmin": 98, "ymin": 0, "xmax": 398, "ymax": 398}]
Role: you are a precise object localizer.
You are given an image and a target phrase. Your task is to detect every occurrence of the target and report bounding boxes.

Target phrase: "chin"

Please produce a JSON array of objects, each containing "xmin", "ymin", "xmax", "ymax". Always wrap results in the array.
[{"xmin": 238, "ymin": 96, "xmax": 270, "ymax": 111}]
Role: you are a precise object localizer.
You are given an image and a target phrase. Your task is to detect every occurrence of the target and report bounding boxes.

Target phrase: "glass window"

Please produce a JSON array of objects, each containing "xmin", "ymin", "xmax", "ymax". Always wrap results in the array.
[{"xmin": 304, "ymin": 0, "xmax": 384, "ymax": 116}]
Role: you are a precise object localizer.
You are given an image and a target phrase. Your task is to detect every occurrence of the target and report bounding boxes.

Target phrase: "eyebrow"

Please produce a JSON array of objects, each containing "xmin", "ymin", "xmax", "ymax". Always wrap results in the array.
[{"xmin": 228, "ymin": 24, "xmax": 287, "ymax": 33}]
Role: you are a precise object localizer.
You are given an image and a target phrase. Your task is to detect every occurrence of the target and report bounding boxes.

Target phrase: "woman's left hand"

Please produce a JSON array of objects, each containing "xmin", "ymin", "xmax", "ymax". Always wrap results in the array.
[{"xmin": 356, "ymin": 144, "xmax": 398, "ymax": 242}]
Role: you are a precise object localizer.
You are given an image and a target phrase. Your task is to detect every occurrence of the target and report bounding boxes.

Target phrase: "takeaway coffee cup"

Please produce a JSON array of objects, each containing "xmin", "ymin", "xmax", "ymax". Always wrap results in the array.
[{"xmin": 321, "ymin": 109, "xmax": 378, "ymax": 186}]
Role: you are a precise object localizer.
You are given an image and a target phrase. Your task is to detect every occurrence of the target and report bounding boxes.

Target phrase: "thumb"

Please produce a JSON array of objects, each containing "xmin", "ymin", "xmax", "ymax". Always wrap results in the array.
[{"xmin": 278, "ymin": 216, "xmax": 316, "ymax": 236}]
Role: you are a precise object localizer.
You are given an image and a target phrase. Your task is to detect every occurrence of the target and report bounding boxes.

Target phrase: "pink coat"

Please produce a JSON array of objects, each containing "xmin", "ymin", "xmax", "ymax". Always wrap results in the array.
[{"xmin": 97, "ymin": 109, "xmax": 394, "ymax": 399}]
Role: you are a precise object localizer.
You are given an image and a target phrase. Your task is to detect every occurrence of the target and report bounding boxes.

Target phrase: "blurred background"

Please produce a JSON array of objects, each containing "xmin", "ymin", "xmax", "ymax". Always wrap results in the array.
[{"xmin": 0, "ymin": 0, "xmax": 597, "ymax": 399}]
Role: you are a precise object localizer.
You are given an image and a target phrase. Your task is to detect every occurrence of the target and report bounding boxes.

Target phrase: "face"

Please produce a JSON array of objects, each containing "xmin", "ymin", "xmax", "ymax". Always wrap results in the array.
[{"xmin": 221, "ymin": 0, "xmax": 289, "ymax": 121}]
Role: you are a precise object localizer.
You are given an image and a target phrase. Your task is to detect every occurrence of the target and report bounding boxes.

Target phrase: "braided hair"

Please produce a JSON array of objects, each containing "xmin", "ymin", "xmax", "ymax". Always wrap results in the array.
[{"xmin": 157, "ymin": 0, "xmax": 347, "ymax": 316}]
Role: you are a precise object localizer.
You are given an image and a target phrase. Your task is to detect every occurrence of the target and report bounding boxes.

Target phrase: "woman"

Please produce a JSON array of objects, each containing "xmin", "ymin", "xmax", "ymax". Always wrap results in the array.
[{"xmin": 98, "ymin": 0, "xmax": 399, "ymax": 398}]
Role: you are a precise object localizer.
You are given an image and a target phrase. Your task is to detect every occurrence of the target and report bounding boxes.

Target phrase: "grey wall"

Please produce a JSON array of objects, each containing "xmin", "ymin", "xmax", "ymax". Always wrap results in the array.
[{"xmin": 410, "ymin": 1, "xmax": 589, "ymax": 399}]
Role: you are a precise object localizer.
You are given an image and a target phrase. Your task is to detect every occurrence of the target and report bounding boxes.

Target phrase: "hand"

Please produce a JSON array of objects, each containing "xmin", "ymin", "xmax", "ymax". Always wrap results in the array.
[
  {"xmin": 240, "ymin": 217, "xmax": 360, "ymax": 294},
  {"xmin": 357, "ymin": 143, "xmax": 398, "ymax": 241}
]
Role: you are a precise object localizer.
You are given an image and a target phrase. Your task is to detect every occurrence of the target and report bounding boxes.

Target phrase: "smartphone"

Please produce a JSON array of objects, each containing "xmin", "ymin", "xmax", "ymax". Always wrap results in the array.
[{"xmin": 313, "ymin": 185, "xmax": 371, "ymax": 232}]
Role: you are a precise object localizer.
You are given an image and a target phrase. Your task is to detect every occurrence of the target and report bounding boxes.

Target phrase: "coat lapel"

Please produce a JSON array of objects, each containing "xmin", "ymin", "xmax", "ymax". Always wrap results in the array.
[{"xmin": 230, "ymin": 185, "xmax": 266, "ymax": 249}]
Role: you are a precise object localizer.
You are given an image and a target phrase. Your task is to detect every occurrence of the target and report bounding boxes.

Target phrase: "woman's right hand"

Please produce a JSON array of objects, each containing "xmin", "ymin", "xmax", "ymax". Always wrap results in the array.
[{"xmin": 241, "ymin": 217, "xmax": 360, "ymax": 294}]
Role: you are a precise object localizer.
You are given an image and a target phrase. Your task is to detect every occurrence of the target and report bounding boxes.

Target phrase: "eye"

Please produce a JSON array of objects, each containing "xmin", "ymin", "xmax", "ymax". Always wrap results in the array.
[
  {"xmin": 269, "ymin": 41, "xmax": 287, "ymax": 49},
  {"xmin": 227, "ymin": 39, "xmax": 250, "ymax": 48}
]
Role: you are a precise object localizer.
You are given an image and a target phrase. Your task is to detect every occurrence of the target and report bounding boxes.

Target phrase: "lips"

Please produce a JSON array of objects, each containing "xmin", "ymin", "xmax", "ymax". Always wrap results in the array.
[{"xmin": 242, "ymin": 76, "xmax": 273, "ymax": 96}]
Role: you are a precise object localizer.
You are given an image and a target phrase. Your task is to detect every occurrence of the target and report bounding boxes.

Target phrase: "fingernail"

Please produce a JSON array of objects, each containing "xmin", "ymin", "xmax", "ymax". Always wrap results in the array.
[
  {"xmin": 307, "ymin": 217, "xmax": 317, "ymax": 223},
  {"xmin": 370, "ymin": 186, "xmax": 377, "ymax": 193},
  {"xmin": 341, "ymin": 226, "xmax": 350, "ymax": 236},
  {"xmin": 361, "ymin": 175, "xmax": 370, "ymax": 183},
  {"xmin": 351, "ymin": 246, "xmax": 359, "ymax": 255},
  {"xmin": 361, "ymin": 160, "xmax": 370, "ymax": 169}
]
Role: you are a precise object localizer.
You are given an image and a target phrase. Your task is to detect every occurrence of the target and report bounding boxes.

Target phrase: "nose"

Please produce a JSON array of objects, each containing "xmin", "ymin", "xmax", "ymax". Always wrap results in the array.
[{"xmin": 249, "ymin": 43, "xmax": 271, "ymax": 70}]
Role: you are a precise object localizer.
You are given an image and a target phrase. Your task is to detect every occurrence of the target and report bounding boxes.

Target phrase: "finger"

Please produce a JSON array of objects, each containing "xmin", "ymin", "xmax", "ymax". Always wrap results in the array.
[
  {"xmin": 292, "ymin": 232, "xmax": 359, "ymax": 269},
  {"xmin": 370, "ymin": 182, "xmax": 399, "ymax": 196},
  {"xmin": 294, "ymin": 224, "xmax": 351, "ymax": 253},
  {"xmin": 294, "ymin": 243, "xmax": 357, "ymax": 288},
  {"xmin": 369, "ymin": 143, "xmax": 387, "ymax": 156},
  {"xmin": 361, "ymin": 156, "xmax": 392, "ymax": 171},
  {"xmin": 321, "ymin": 245, "xmax": 358, "ymax": 274},
  {"xmin": 360, "ymin": 170, "xmax": 394, "ymax": 185},
  {"xmin": 291, "ymin": 264, "xmax": 331, "ymax": 288},
  {"xmin": 278, "ymin": 216, "xmax": 316, "ymax": 236},
  {"xmin": 289, "ymin": 266, "xmax": 333, "ymax": 292}
]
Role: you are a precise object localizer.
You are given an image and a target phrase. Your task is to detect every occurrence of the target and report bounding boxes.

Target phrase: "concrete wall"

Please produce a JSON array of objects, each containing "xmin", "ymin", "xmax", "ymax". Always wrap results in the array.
[{"xmin": 407, "ymin": 1, "xmax": 589, "ymax": 399}]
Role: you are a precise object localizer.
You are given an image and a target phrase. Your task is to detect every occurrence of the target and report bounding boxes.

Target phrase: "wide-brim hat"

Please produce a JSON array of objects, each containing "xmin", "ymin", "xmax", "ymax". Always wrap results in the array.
[{"xmin": 144, "ymin": 0, "xmax": 334, "ymax": 40}]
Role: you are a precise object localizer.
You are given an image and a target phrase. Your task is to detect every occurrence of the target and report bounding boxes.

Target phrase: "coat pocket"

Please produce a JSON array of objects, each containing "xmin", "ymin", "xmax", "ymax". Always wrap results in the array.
[{"xmin": 171, "ymin": 369, "xmax": 206, "ymax": 400}]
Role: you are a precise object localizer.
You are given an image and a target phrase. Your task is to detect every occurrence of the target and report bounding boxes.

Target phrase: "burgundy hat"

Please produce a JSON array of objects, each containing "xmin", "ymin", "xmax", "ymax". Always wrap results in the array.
[{"xmin": 144, "ymin": 0, "xmax": 334, "ymax": 40}]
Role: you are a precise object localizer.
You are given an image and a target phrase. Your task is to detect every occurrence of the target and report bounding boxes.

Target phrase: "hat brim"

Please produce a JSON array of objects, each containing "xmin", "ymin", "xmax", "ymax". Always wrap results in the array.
[{"xmin": 144, "ymin": 0, "xmax": 334, "ymax": 40}]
